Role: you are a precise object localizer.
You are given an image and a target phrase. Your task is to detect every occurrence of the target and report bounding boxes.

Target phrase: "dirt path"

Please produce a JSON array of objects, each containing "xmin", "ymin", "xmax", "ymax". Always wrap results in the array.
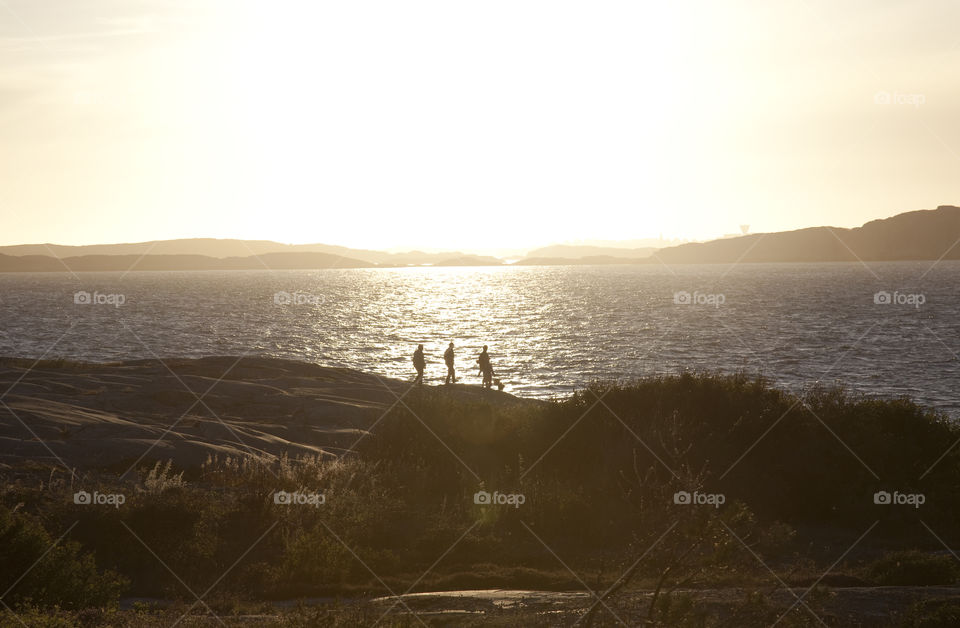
[{"xmin": 119, "ymin": 586, "xmax": 960, "ymax": 626}]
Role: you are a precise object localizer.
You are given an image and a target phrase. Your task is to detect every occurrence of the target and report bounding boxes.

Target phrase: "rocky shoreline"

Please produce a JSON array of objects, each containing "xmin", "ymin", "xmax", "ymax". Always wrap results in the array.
[{"xmin": 0, "ymin": 356, "xmax": 536, "ymax": 471}]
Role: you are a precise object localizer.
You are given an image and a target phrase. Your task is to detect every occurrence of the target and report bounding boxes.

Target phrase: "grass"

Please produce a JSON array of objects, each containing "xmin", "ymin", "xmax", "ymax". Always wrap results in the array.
[{"xmin": 2, "ymin": 371, "xmax": 960, "ymax": 625}]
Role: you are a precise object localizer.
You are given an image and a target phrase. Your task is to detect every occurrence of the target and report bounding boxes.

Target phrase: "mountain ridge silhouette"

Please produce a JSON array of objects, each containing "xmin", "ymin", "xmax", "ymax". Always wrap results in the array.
[{"xmin": 2, "ymin": 204, "xmax": 958, "ymax": 271}]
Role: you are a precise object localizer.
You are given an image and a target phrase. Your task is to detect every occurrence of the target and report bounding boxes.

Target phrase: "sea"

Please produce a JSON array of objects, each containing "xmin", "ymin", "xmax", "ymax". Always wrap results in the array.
[{"xmin": 1, "ymin": 262, "xmax": 957, "ymax": 414}]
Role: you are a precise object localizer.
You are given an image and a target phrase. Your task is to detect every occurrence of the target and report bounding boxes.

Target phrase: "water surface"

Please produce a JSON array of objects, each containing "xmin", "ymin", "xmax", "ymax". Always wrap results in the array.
[{"xmin": 0, "ymin": 262, "xmax": 956, "ymax": 413}]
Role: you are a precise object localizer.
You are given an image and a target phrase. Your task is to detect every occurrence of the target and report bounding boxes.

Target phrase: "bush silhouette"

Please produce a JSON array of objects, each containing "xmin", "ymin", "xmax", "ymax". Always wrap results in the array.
[{"xmin": 0, "ymin": 505, "xmax": 125, "ymax": 610}]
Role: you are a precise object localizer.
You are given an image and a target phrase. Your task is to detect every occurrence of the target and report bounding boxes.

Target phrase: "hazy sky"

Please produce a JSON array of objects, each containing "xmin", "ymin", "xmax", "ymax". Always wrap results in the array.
[{"xmin": 1, "ymin": 0, "xmax": 959, "ymax": 252}]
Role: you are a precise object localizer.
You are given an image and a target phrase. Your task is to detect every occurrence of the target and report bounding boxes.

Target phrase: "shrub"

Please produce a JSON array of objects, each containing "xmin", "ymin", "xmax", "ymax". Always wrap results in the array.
[
  {"xmin": 901, "ymin": 600, "xmax": 960, "ymax": 628},
  {"xmin": 0, "ymin": 505, "xmax": 126, "ymax": 610},
  {"xmin": 866, "ymin": 551, "xmax": 959, "ymax": 586}
]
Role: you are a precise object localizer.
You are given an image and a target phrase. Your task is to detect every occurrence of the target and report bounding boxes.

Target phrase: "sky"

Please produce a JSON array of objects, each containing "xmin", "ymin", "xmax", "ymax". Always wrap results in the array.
[{"xmin": 1, "ymin": 0, "xmax": 959, "ymax": 253}]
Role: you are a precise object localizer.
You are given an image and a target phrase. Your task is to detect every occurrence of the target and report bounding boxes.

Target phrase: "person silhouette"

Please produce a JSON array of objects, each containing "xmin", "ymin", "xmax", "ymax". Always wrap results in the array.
[
  {"xmin": 443, "ymin": 341, "xmax": 456, "ymax": 384},
  {"xmin": 477, "ymin": 345, "xmax": 493, "ymax": 389},
  {"xmin": 412, "ymin": 344, "xmax": 426, "ymax": 385}
]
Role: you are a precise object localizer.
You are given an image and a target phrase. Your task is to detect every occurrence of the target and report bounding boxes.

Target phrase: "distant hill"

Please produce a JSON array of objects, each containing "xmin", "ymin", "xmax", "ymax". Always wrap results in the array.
[
  {"xmin": 0, "ymin": 238, "xmax": 356, "ymax": 259},
  {"xmin": 0, "ymin": 239, "xmax": 493, "ymax": 267},
  {"xmin": 523, "ymin": 244, "xmax": 657, "ymax": 260},
  {"xmin": 0, "ymin": 251, "xmax": 373, "ymax": 272},
  {"xmin": 652, "ymin": 205, "xmax": 960, "ymax": 264},
  {"xmin": 4, "ymin": 205, "xmax": 960, "ymax": 271},
  {"xmin": 435, "ymin": 255, "xmax": 502, "ymax": 266},
  {"xmin": 515, "ymin": 255, "xmax": 645, "ymax": 266}
]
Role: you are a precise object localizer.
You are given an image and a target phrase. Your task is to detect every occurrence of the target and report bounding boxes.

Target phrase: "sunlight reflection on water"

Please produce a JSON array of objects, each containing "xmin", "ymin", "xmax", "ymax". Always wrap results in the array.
[{"xmin": 0, "ymin": 262, "xmax": 957, "ymax": 413}]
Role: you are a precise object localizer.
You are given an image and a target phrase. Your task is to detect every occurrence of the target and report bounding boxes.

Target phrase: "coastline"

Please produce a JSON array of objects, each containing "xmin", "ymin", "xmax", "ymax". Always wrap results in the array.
[{"xmin": 0, "ymin": 355, "xmax": 539, "ymax": 471}]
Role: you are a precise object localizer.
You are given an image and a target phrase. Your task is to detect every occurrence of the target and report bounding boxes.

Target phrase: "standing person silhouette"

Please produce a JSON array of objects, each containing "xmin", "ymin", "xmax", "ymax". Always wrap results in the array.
[
  {"xmin": 443, "ymin": 341, "xmax": 456, "ymax": 384},
  {"xmin": 412, "ymin": 344, "xmax": 426, "ymax": 385},
  {"xmin": 477, "ymin": 345, "xmax": 493, "ymax": 389}
]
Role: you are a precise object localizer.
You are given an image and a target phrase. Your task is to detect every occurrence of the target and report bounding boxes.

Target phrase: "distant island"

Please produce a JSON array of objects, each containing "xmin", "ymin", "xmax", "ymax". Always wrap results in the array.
[
  {"xmin": 1, "ymin": 204, "xmax": 958, "ymax": 272},
  {"xmin": 653, "ymin": 204, "xmax": 960, "ymax": 264}
]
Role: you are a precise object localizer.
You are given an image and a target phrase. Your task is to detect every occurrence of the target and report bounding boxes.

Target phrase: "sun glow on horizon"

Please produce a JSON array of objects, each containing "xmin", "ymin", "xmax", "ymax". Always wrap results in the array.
[{"xmin": 2, "ymin": 1, "xmax": 959, "ymax": 249}]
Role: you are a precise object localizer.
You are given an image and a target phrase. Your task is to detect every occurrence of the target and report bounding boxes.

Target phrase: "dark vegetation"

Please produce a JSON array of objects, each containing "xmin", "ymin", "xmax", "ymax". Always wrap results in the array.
[{"xmin": 2, "ymin": 372, "xmax": 960, "ymax": 625}]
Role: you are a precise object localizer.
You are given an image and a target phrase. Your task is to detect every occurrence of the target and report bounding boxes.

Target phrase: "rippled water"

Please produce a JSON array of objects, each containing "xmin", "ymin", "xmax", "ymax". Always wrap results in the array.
[{"xmin": 0, "ymin": 262, "xmax": 957, "ymax": 413}]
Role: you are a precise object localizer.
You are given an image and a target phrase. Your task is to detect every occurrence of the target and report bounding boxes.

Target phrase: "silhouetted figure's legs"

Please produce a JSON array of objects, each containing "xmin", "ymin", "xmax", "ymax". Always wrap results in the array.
[
  {"xmin": 412, "ymin": 344, "xmax": 426, "ymax": 386},
  {"xmin": 476, "ymin": 346, "xmax": 493, "ymax": 389},
  {"xmin": 443, "ymin": 342, "xmax": 456, "ymax": 384}
]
